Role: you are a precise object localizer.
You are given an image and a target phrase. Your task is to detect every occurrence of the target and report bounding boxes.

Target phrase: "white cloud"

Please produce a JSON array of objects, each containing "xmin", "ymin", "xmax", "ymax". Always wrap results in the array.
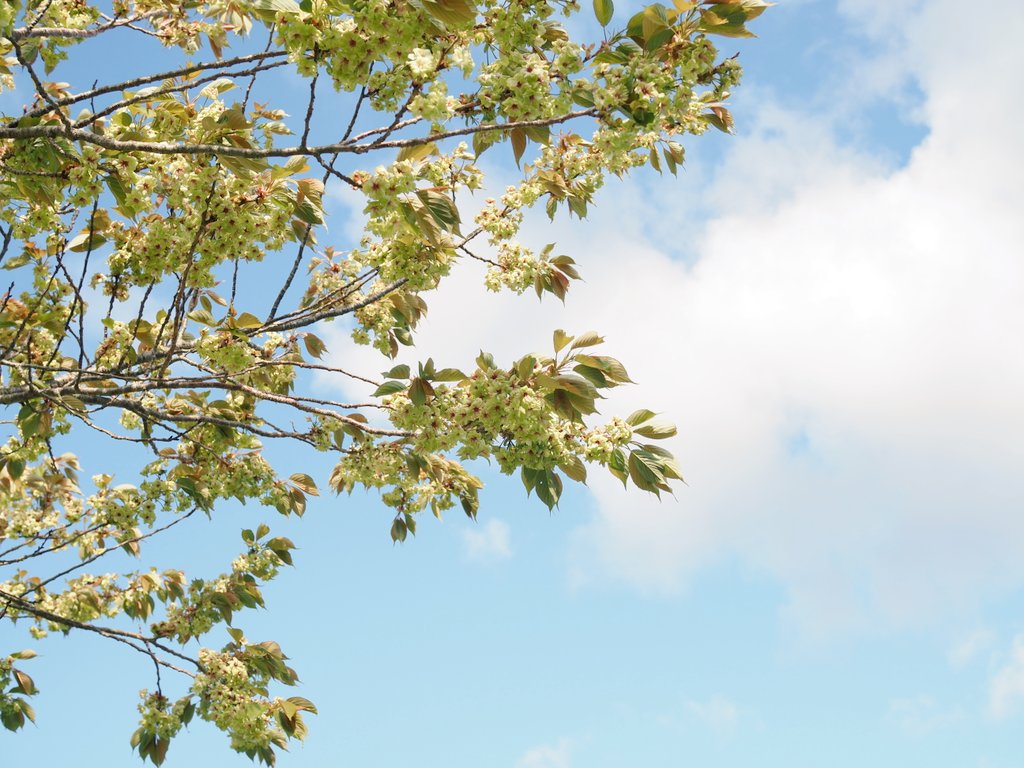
[
  {"xmin": 685, "ymin": 695, "xmax": 740, "ymax": 733},
  {"xmin": 949, "ymin": 630, "xmax": 996, "ymax": 669},
  {"xmin": 887, "ymin": 695, "xmax": 962, "ymax": 736},
  {"xmin": 515, "ymin": 738, "xmax": 572, "ymax": 768},
  {"xmin": 461, "ymin": 518, "xmax": 512, "ymax": 563},
  {"xmin": 568, "ymin": 0, "xmax": 1024, "ymax": 633},
  {"xmin": 989, "ymin": 635, "xmax": 1024, "ymax": 720}
]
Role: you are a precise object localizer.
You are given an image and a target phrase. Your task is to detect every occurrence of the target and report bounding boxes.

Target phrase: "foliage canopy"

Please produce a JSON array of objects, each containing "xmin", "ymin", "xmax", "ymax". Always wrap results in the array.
[{"xmin": 0, "ymin": 0, "xmax": 766, "ymax": 762}]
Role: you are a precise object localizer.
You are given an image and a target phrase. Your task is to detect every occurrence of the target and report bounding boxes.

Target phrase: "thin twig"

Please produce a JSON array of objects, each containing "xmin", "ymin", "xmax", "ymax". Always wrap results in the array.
[{"xmin": 0, "ymin": 110, "xmax": 601, "ymax": 159}]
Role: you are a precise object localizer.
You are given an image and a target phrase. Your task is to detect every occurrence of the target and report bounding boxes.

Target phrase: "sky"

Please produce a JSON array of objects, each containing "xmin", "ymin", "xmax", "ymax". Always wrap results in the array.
[{"xmin": 4, "ymin": 1, "xmax": 1024, "ymax": 766}]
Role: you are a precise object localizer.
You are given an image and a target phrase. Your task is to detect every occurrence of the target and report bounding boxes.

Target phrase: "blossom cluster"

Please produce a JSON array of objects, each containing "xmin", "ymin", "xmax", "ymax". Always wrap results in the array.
[
  {"xmin": 192, "ymin": 649, "xmax": 279, "ymax": 752},
  {"xmin": 136, "ymin": 691, "xmax": 188, "ymax": 741},
  {"xmin": 484, "ymin": 242, "xmax": 551, "ymax": 293},
  {"xmin": 385, "ymin": 366, "xmax": 632, "ymax": 474}
]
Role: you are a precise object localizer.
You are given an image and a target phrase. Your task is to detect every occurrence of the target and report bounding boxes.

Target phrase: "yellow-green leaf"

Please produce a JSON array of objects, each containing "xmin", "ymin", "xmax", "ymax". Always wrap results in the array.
[
  {"xmin": 397, "ymin": 142, "xmax": 437, "ymax": 162},
  {"xmin": 510, "ymin": 127, "xmax": 527, "ymax": 168},
  {"xmin": 593, "ymin": 0, "xmax": 614, "ymax": 27}
]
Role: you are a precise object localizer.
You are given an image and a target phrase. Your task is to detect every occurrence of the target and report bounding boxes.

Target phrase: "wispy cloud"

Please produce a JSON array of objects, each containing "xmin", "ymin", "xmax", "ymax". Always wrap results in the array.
[
  {"xmin": 515, "ymin": 738, "xmax": 572, "ymax": 768},
  {"xmin": 461, "ymin": 518, "xmax": 512, "ymax": 563},
  {"xmin": 887, "ymin": 695, "xmax": 963, "ymax": 736},
  {"xmin": 685, "ymin": 695, "xmax": 740, "ymax": 733},
  {"xmin": 949, "ymin": 629, "xmax": 996, "ymax": 669},
  {"xmin": 989, "ymin": 635, "xmax": 1024, "ymax": 720}
]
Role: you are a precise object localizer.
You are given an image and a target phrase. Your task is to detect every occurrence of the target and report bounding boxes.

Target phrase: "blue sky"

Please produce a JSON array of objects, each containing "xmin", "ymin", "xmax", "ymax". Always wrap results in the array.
[{"xmin": 4, "ymin": 1, "xmax": 1024, "ymax": 766}]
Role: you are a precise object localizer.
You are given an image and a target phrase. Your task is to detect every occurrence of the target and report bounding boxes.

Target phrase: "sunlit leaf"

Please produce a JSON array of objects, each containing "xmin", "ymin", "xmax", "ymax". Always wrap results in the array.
[{"xmin": 593, "ymin": 0, "xmax": 614, "ymax": 26}]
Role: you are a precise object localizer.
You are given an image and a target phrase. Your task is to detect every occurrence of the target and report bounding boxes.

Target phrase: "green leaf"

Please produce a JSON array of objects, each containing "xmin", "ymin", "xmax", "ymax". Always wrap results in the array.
[
  {"xmin": 17, "ymin": 40, "xmax": 39, "ymax": 67},
  {"xmin": 279, "ymin": 156, "xmax": 309, "ymax": 177},
  {"xmin": 19, "ymin": 409, "xmax": 42, "ymax": 438},
  {"xmin": 566, "ymin": 194, "xmax": 588, "ymax": 218},
  {"xmin": 175, "ymin": 476, "xmax": 211, "ymax": 509},
  {"xmin": 416, "ymin": 189, "xmax": 461, "ymax": 235},
  {"xmin": 393, "ymin": 327, "xmax": 414, "ymax": 346},
  {"xmin": 573, "ymin": 364, "xmax": 610, "ymax": 388},
  {"xmin": 548, "ymin": 254, "xmax": 580, "ymax": 280},
  {"xmin": 476, "ymin": 350, "xmax": 496, "ymax": 370},
  {"xmin": 523, "ymin": 124, "xmax": 551, "ymax": 145},
  {"xmin": 572, "ymin": 88, "xmax": 597, "ymax": 107},
  {"xmin": 234, "ymin": 312, "xmax": 262, "ymax": 329},
  {"xmin": 521, "ymin": 466, "xmax": 539, "ymax": 495},
  {"xmin": 572, "ymin": 354, "xmax": 633, "ymax": 384},
  {"xmin": 633, "ymin": 420, "xmax": 677, "ymax": 439},
  {"xmin": 397, "ymin": 142, "xmax": 437, "ymax": 162},
  {"xmin": 705, "ymin": 0, "xmax": 772, "ymax": 23},
  {"xmin": 267, "ymin": 536, "xmax": 296, "ymax": 565},
  {"xmin": 12, "ymin": 669, "xmax": 36, "ymax": 695},
  {"xmin": 268, "ymin": 538, "xmax": 296, "ymax": 555},
  {"xmin": 552, "ymin": 373, "xmax": 599, "ymax": 400},
  {"xmin": 2, "ymin": 706, "xmax": 25, "ymax": 731},
  {"xmin": 569, "ymin": 330, "xmax": 604, "ymax": 350},
  {"xmin": 639, "ymin": 443, "xmax": 685, "ymax": 480},
  {"xmin": 18, "ymin": 700, "xmax": 35, "ymax": 724},
  {"xmin": 593, "ymin": 0, "xmax": 614, "ymax": 26},
  {"xmin": 608, "ymin": 448, "xmax": 628, "ymax": 486},
  {"xmin": 60, "ymin": 395, "xmax": 87, "ymax": 414},
  {"xmin": 472, "ymin": 129, "xmax": 501, "ymax": 158},
  {"xmin": 6, "ymin": 458, "xmax": 25, "ymax": 480},
  {"xmin": 391, "ymin": 517, "xmax": 408, "ymax": 543},
  {"xmin": 279, "ymin": 699, "xmax": 298, "ymax": 719},
  {"xmin": 290, "ymin": 473, "xmax": 319, "ymax": 496},
  {"xmin": 1, "ymin": 251, "xmax": 33, "ymax": 270},
  {"xmin": 516, "ymin": 355, "xmax": 537, "ymax": 380},
  {"xmin": 703, "ymin": 105, "xmax": 735, "ymax": 133},
  {"xmin": 664, "ymin": 146, "xmax": 678, "ymax": 176},
  {"xmin": 372, "ymin": 381, "xmax": 407, "ymax": 397},
  {"xmin": 667, "ymin": 140, "xmax": 684, "ymax": 165},
  {"xmin": 698, "ymin": 7, "xmax": 756, "ymax": 38},
  {"xmin": 649, "ymin": 146, "xmax": 662, "ymax": 173},
  {"xmin": 626, "ymin": 409, "xmax": 657, "ymax": 426},
  {"xmin": 152, "ymin": 736, "xmax": 170, "ymax": 766},
  {"xmin": 422, "ymin": 0, "xmax": 477, "ymax": 26},
  {"xmin": 533, "ymin": 468, "xmax": 562, "ymax": 509},
  {"xmin": 645, "ymin": 25, "xmax": 675, "ymax": 52},
  {"xmin": 303, "ymin": 333, "xmax": 327, "ymax": 359},
  {"xmin": 553, "ymin": 329, "xmax": 573, "ymax": 353},
  {"xmin": 628, "ymin": 449, "xmax": 666, "ymax": 494},
  {"xmin": 382, "ymin": 364, "xmax": 411, "ymax": 379},
  {"xmin": 187, "ymin": 308, "xmax": 217, "ymax": 326},
  {"xmin": 286, "ymin": 696, "xmax": 318, "ymax": 714},
  {"xmin": 67, "ymin": 231, "xmax": 107, "ymax": 252},
  {"xmin": 461, "ymin": 493, "xmax": 479, "ymax": 519},
  {"xmin": 510, "ymin": 127, "xmax": 527, "ymax": 168},
  {"xmin": 559, "ymin": 456, "xmax": 588, "ymax": 483},
  {"xmin": 252, "ymin": 0, "xmax": 302, "ymax": 14},
  {"xmin": 408, "ymin": 377, "xmax": 435, "ymax": 406},
  {"xmin": 432, "ymin": 367, "xmax": 467, "ymax": 382},
  {"xmin": 293, "ymin": 197, "xmax": 325, "ymax": 225}
]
